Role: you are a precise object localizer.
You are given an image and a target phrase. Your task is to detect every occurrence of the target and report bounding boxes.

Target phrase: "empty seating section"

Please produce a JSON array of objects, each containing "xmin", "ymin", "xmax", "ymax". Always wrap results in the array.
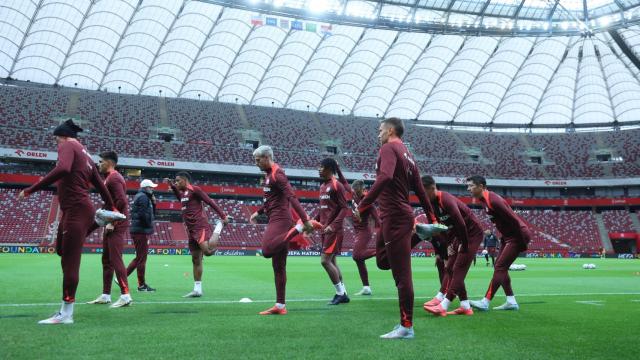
[
  {"xmin": 1, "ymin": 85, "xmax": 639, "ymax": 179},
  {"xmin": 0, "ymin": 86, "xmax": 67, "ymax": 130},
  {"xmin": 77, "ymin": 92, "xmax": 158, "ymax": 140},
  {"xmin": 0, "ymin": 189, "xmax": 52, "ymax": 243},
  {"xmin": 521, "ymin": 209, "xmax": 602, "ymax": 253},
  {"xmin": 601, "ymin": 210, "xmax": 636, "ymax": 233},
  {"xmin": 167, "ymin": 98, "xmax": 241, "ymax": 147}
]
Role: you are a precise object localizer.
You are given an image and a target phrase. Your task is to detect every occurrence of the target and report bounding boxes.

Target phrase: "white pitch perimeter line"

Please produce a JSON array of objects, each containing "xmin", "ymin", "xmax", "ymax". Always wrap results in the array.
[{"xmin": 1, "ymin": 292, "xmax": 640, "ymax": 308}]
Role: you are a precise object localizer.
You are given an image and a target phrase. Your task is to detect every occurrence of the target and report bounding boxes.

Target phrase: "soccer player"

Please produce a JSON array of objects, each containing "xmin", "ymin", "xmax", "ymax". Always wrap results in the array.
[
  {"xmin": 250, "ymin": 145, "xmax": 313, "ymax": 315},
  {"xmin": 483, "ymin": 229, "xmax": 498, "ymax": 267},
  {"xmin": 355, "ymin": 117, "xmax": 436, "ymax": 339},
  {"xmin": 350, "ymin": 179, "xmax": 379, "ymax": 296},
  {"xmin": 87, "ymin": 151, "xmax": 133, "ymax": 308},
  {"xmin": 466, "ymin": 175, "xmax": 531, "ymax": 311},
  {"xmin": 165, "ymin": 172, "xmax": 230, "ymax": 298},
  {"xmin": 421, "ymin": 176, "xmax": 484, "ymax": 316},
  {"xmin": 316, "ymin": 158, "xmax": 350, "ymax": 305},
  {"xmin": 18, "ymin": 119, "xmax": 116, "ymax": 324},
  {"xmin": 126, "ymin": 179, "xmax": 158, "ymax": 292}
]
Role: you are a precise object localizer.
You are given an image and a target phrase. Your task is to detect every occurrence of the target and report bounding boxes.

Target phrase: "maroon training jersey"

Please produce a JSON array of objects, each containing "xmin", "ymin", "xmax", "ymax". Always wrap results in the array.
[
  {"xmin": 316, "ymin": 177, "xmax": 347, "ymax": 228},
  {"xmin": 351, "ymin": 190, "xmax": 380, "ymax": 231},
  {"xmin": 479, "ymin": 190, "xmax": 529, "ymax": 242},
  {"xmin": 432, "ymin": 191, "xmax": 483, "ymax": 248},
  {"xmin": 24, "ymin": 139, "xmax": 114, "ymax": 211},
  {"xmin": 104, "ymin": 170, "xmax": 129, "ymax": 229},
  {"xmin": 257, "ymin": 163, "xmax": 308, "ymax": 222},
  {"xmin": 358, "ymin": 138, "xmax": 435, "ymax": 222},
  {"xmin": 170, "ymin": 184, "xmax": 226, "ymax": 230}
]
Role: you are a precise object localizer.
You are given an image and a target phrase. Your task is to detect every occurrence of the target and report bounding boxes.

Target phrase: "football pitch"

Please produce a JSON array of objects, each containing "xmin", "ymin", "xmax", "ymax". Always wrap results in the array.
[{"xmin": 1, "ymin": 254, "xmax": 638, "ymax": 359}]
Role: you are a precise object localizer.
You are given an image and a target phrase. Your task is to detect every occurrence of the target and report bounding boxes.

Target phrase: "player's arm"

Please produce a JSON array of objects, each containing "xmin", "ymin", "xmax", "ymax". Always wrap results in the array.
[
  {"xmin": 278, "ymin": 172, "xmax": 310, "ymax": 224},
  {"xmin": 492, "ymin": 195, "xmax": 526, "ymax": 240},
  {"xmin": 358, "ymin": 144, "xmax": 395, "ymax": 213},
  {"xmin": 324, "ymin": 182, "xmax": 348, "ymax": 232},
  {"xmin": 336, "ymin": 166, "xmax": 352, "ymax": 195},
  {"xmin": 90, "ymin": 164, "xmax": 115, "ymax": 211},
  {"xmin": 195, "ymin": 187, "xmax": 228, "ymax": 221},
  {"xmin": 411, "ymin": 166, "xmax": 437, "ymax": 224},
  {"xmin": 370, "ymin": 206, "xmax": 381, "ymax": 227},
  {"xmin": 21, "ymin": 142, "xmax": 74, "ymax": 197},
  {"xmin": 164, "ymin": 178, "xmax": 181, "ymax": 200},
  {"xmin": 250, "ymin": 203, "xmax": 264, "ymax": 224},
  {"xmin": 106, "ymin": 177, "xmax": 127, "ymax": 214},
  {"xmin": 441, "ymin": 195, "xmax": 469, "ymax": 253}
]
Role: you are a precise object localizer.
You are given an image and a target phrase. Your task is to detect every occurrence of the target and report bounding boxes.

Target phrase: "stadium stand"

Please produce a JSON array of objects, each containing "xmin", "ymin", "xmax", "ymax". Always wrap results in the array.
[{"xmin": 1, "ymin": 85, "xmax": 639, "ymax": 179}]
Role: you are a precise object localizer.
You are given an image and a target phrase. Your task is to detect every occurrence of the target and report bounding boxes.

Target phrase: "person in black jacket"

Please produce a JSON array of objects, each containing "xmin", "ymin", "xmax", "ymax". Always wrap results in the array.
[
  {"xmin": 483, "ymin": 229, "xmax": 498, "ymax": 267},
  {"xmin": 126, "ymin": 179, "xmax": 157, "ymax": 291}
]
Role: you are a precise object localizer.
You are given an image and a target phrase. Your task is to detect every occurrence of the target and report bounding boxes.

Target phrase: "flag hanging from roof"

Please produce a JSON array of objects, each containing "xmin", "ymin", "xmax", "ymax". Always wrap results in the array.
[
  {"xmin": 280, "ymin": 18, "xmax": 290, "ymax": 29},
  {"xmin": 251, "ymin": 15, "xmax": 263, "ymax": 26},
  {"xmin": 292, "ymin": 20, "xmax": 303, "ymax": 30},
  {"xmin": 320, "ymin": 23, "xmax": 332, "ymax": 36},
  {"xmin": 266, "ymin": 17, "xmax": 277, "ymax": 26},
  {"xmin": 305, "ymin": 22, "xmax": 317, "ymax": 32}
]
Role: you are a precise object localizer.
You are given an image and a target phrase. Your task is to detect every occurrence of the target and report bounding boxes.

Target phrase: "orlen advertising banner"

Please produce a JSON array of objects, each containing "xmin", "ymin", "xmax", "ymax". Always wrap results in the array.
[{"xmin": 2, "ymin": 147, "xmax": 640, "ymax": 188}]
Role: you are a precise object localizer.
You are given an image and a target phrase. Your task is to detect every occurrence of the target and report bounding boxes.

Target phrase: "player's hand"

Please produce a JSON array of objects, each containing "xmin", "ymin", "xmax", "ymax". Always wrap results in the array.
[
  {"xmin": 323, "ymin": 225, "xmax": 333, "ymax": 234},
  {"xmin": 105, "ymin": 223, "xmax": 115, "ymax": 234},
  {"xmin": 18, "ymin": 190, "xmax": 28, "ymax": 200},
  {"xmin": 223, "ymin": 215, "xmax": 231, "ymax": 225},
  {"xmin": 249, "ymin": 212, "xmax": 259, "ymax": 224},
  {"xmin": 302, "ymin": 220, "xmax": 314, "ymax": 233}
]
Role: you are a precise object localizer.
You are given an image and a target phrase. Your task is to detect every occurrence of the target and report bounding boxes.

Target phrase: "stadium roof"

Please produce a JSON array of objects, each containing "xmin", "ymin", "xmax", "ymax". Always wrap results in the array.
[{"xmin": 1, "ymin": 0, "xmax": 640, "ymax": 130}]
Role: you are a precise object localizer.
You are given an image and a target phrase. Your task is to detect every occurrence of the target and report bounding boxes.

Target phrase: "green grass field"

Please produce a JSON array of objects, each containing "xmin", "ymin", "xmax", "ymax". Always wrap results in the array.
[{"xmin": 1, "ymin": 254, "xmax": 638, "ymax": 359}]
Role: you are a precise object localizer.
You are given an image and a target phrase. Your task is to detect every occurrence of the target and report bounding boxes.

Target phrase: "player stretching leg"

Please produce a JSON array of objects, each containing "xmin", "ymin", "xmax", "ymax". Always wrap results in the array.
[
  {"xmin": 250, "ymin": 146, "xmax": 314, "ymax": 315},
  {"xmin": 87, "ymin": 151, "xmax": 133, "ymax": 308},
  {"xmin": 18, "ymin": 120, "xmax": 116, "ymax": 324},
  {"xmin": 350, "ymin": 180, "xmax": 379, "ymax": 296},
  {"xmin": 355, "ymin": 118, "xmax": 437, "ymax": 339},
  {"xmin": 316, "ymin": 159, "xmax": 350, "ymax": 305},
  {"xmin": 165, "ymin": 172, "xmax": 229, "ymax": 298},
  {"xmin": 421, "ymin": 176, "xmax": 484, "ymax": 316},
  {"xmin": 466, "ymin": 176, "xmax": 531, "ymax": 311}
]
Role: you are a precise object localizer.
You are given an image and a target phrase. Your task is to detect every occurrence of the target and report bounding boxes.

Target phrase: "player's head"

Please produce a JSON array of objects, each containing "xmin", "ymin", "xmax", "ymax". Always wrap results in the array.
[
  {"xmin": 53, "ymin": 119, "xmax": 83, "ymax": 144},
  {"xmin": 318, "ymin": 158, "xmax": 338, "ymax": 180},
  {"xmin": 175, "ymin": 171, "xmax": 192, "ymax": 190},
  {"xmin": 98, "ymin": 151, "xmax": 118, "ymax": 174},
  {"xmin": 253, "ymin": 145, "xmax": 274, "ymax": 171},
  {"xmin": 351, "ymin": 179, "xmax": 365, "ymax": 196},
  {"xmin": 421, "ymin": 175, "xmax": 437, "ymax": 201},
  {"xmin": 466, "ymin": 175, "xmax": 487, "ymax": 199},
  {"xmin": 378, "ymin": 117, "xmax": 404, "ymax": 145},
  {"xmin": 484, "ymin": 229, "xmax": 492, "ymax": 236}
]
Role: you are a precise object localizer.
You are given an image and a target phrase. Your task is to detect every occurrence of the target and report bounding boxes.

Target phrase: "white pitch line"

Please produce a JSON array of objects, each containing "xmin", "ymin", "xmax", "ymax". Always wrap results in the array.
[
  {"xmin": 575, "ymin": 300, "xmax": 605, "ymax": 306},
  {"xmin": 1, "ymin": 292, "xmax": 639, "ymax": 308}
]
